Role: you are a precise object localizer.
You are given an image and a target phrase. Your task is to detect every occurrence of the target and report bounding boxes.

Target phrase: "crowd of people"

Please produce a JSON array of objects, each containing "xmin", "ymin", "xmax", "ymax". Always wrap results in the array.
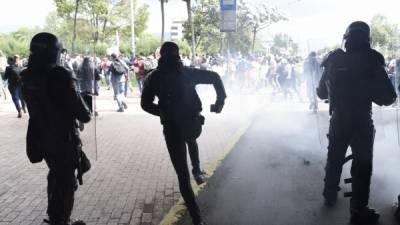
[{"xmin": 1, "ymin": 46, "xmax": 399, "ymax": 118}]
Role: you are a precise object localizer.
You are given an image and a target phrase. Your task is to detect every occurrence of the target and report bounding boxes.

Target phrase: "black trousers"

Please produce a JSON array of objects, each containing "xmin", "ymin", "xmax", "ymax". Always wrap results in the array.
[
  {"xmin": 163, "ymin": 122, "xmax": 202, "ymax": 224},
  {"xmin": 45, "ymin": 157, "xmax": 77, "ymax": 224},
  {"xmin": 324, "ymin": 116, "xmax": 375, "ymax": 209},
  {"xmin": 187, "ymin": 139, "xmax": 201, "ymax": 175}
]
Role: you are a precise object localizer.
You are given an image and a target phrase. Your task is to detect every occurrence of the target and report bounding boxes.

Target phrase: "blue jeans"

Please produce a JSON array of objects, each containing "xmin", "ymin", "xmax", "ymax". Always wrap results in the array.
[
  {"xmin": 104, "ymin": 73, "xmax": 111, "ymax": 87},
  {"xmin": 9, "ymin": 85, "xmax": 25, "ymax": 112},
  {"xmin": 137, "ymin": 77, "xmax": 144, "ymax": 93},
  {"xmin": 111, "ymin": 81, "xmax": 126, "ymax": 109}
]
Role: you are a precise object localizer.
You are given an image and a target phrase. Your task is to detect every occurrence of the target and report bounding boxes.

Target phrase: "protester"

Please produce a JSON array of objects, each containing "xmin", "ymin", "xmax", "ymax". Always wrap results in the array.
[{"xmin": 3, "ymin": 55, "xmax": 25, "ymax": 117}]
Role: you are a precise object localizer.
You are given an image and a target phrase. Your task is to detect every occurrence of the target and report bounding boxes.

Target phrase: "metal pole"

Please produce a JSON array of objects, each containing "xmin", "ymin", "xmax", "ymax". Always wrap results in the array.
[{"xmin": 130, "ymin": 0, "xmax": 136, "ymax": 57}]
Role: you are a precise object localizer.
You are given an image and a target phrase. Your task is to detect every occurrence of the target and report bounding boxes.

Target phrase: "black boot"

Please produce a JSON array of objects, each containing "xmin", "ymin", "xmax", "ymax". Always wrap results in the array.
[
  {"xmin": 17, "ymin": 110, "xmax": 22, "ymax": 118},
  {"xmin": 350, "ymin": 206, "xmax": 380, "ymax": 225},
  {"xmin": 193, "ymin": 171, "xmax": 208, "ymax": 185},
  {"xmin": 323, "ymin": 187, "xmax": 340, "ymax": 206}
]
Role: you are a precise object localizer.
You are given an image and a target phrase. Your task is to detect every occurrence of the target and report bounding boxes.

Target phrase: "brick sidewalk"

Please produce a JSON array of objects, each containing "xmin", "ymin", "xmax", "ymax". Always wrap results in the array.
[{"xmin": 0, "ymin": 89, "xmax": 257, "ymax": 225}]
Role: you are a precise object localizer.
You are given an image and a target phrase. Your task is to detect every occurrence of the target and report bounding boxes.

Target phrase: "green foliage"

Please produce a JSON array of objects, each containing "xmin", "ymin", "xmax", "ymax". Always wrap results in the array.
[
  {"xmin": 135, "ymin": 34, "xmax": 160, "ymax": 56},
  {"xmin": 0, "ymin": 27, "xmax": 42, "ymax": 57},
  {"xmin": 370, "ymin": 14, "xmax": 400, "ymax": 56},
  {"xmin": 182, "ymin": 0, "xmax": 287, "ymax": 55},
  {"xmin": 271, "ymin": 33, "xmax": 299, "ymax": 56},
  {"xmin": 183, "ymin": 0, "xmax": 223, "ymax": 54},
  {"xmin": 47, "ymin": 0, "xmax": 150, "ymax": 54},
  {"xmin": 176, "ymin": 39, "xmax": 191, "ymax": 56}
]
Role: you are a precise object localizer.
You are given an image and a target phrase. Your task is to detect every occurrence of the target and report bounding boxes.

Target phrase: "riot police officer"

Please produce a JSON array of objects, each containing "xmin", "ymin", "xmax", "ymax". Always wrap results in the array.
[
  {"xmin": 22, "ymin": 32, "xmax": 91, "ymax": 225},
  {"xmin": 317, "ymin": 22, "xmax": 396, "ymax": 225},
  {"xmin": 141, "ymin": 42, "xmax": 226, "ymax": 225},
  {"xmin": 304, "ymin": 51, "xmax": 321, "ymax": 113}
]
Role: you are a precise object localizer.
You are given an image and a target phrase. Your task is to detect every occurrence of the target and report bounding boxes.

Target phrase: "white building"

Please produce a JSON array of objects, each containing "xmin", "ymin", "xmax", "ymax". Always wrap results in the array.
[{"xmin": 170, "ymin": 21, "xmax": 184, "ymax": 41}]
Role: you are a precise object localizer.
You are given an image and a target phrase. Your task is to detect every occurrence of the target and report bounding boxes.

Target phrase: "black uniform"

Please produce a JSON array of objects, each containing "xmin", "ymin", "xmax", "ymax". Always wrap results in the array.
[
  {"xmin": 317, "ymin": 48, "xmax": 395, "ymax": 213},
  {"xmin": 141, "ymin": 66, "xmax": 226, "ymax": 224},
  {"xmin": 22, "ymin": 65, "xmax": 91, "ymax": 224}
]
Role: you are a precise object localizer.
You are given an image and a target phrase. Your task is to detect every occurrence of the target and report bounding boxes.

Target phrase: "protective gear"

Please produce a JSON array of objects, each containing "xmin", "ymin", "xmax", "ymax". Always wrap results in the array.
[
  {"xmin": 343, "ymin": 21, "xmax": 371, "ymax": 42},
  {"xmin": 193, "ymin": 171, "xmax": 208, "ymax": 185},
  {"xmin": 22, "ymin": 33, "xmax": 91, "ymax": 224},
  {"xmin": 318, "ymin": 31, "xmax": 395, "ymax": 221},
  {"xmin": 29, "ymin": 32, "xmax": 63, "ymax": 66},
  {"xmin": 350, "ymin": 206, "xmax": 380, "ymax": 225},
  {"xmin": 160, "ymin": 41, "xmax": 180, "ymax": 57}
]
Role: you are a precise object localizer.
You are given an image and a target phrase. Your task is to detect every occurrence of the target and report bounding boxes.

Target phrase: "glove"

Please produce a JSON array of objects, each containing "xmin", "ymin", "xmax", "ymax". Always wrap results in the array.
[{"xmin": 210, "ymin": 100, "xmax": 224, "ymax": 113}]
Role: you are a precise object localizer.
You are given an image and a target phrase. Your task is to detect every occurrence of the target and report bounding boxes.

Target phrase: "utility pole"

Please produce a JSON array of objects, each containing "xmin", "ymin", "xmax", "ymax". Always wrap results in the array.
[{"xmin": 130, "ymin": 0, "xmax": 136, "ymax": 58}]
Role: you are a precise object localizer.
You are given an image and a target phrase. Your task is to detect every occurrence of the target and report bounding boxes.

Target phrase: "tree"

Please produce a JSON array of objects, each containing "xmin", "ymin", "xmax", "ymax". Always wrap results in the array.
[
  {"xmin": 0, "ymin": 27, "xmax": 41, "ymax": 57},
  {"xmin": 370, "ymin": 14, "xmax": 400, "ymax": 56},
  {"xmin": 49, "ymin": 0, "xmax": 149, "ymax": 55},
  {"xmin": 246, "ymin": 4, "xmax": 287, "ymax": 52},
  {"xmin": 271, "ymin": 33, "xmax": 299, "ymax": 56},
  {"xmin": 182, "ymin": 0, "xmax": 196, "ymax": 62},
  {"xmin": 182, "ymin": 0, "xmax": 288, "ymax": 55},
  {"xmin": 182, "ymin": 0, "xmax": 222, "ymax": 55},
  {"xmin": 53, "ymin": 0, "xmax": 81, "ymax": 53}
]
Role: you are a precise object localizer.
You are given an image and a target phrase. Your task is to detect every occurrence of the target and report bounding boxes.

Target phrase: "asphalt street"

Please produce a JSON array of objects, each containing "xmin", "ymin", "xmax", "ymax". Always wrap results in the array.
[{"xmin": 180, "ymin": 102, "xmax": 400, "ymax": 225}]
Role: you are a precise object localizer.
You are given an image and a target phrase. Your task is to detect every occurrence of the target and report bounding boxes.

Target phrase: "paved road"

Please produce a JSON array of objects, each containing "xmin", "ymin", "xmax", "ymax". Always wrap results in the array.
[
  {"xmin": 0, "ymin": 88, "xmax": 258, "ymax": 225},
  {"xmin": 179, "ymin": 102, "xmax": 400, "ymax": 225}
]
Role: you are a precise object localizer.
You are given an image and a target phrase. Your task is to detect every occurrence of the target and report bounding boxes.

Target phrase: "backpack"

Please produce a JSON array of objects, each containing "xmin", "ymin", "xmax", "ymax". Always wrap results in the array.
[
  {"xmin": 143, "ymin": 60, "xmax": 153, "ymax": 71},
  {"xmin": 112, "ymin": 61, "xmax": 126, "ymax": 75}
]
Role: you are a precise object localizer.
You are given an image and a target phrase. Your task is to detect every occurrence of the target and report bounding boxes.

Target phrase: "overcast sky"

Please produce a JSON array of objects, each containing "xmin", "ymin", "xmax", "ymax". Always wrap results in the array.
[{"xmin": 0, "ymin": 0, "xmax": 399, "ymax": 52}]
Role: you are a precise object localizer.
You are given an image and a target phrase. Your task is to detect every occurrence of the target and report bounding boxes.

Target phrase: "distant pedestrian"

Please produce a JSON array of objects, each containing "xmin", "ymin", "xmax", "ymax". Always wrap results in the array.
[
  {"xmin": 3, "ymin": 55, "xmax": 25, "ymax": 117},
  {"xmin": 109, "ymin": 53, "xmax": 129, "ymax": 112}
]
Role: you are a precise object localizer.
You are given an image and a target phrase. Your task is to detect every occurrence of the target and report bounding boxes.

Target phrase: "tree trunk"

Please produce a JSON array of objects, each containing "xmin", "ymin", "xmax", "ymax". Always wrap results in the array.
[
  {"xmin": 72, "ymin": 0, "xmax": 80, "ymax": 54},
  {"xmin": 186, "ymin": 0, "xmax": 196, "ymax": 64},
  {"xmin": 252, "ymin": 27, "xmax": 257, "ymax": 53},
  {"xmin": 161, "ymin": 0, "xmax": 165, "ymax": 43}
]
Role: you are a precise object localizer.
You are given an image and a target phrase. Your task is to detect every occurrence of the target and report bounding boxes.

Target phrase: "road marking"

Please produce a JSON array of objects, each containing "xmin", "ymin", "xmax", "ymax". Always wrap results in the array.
[{"xmin": 159, "ymin": 120, "xmax": 252, "ymax": 225}]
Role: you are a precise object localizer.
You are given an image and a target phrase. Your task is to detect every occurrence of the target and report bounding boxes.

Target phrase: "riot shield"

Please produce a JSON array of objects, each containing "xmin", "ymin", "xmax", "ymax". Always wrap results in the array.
[
  {"xmin": 307, "ymin": 51, "xmax": 329, "ymax": 151},
  {"xmin": 312, "ymin": 68, "xmax": 329, "ymax": 151},
  {"xmin": 394, "ymin": 29, "xmax": 400, "ymax": 146},
  {"xmin": 71, "ymin": 45, "xmax": 98, "ymax": 162}
]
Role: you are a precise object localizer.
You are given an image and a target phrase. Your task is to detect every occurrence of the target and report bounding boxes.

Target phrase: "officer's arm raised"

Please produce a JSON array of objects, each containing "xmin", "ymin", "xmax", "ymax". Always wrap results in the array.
[
  {"xmin": 190, "ymin": 68, "xmax": 227, "ymax": 104},
  {"xmin": 371, "ymin": 66, "xmax": 397, "ymax": 106}
]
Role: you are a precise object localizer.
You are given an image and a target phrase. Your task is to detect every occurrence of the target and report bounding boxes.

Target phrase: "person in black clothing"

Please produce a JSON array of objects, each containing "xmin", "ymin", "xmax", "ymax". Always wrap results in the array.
[
  {"xmin": 3, "ymin": 55, "xmax": 26, "ymax": 117},
  {"xmin": 317, "ymin": 21, "xmax": 396, "ymax": 225},
  {"xmin": 141, "ymin": 42, "xmax": 226, "ymax": 225},
  {"xmin": 22, "ymin": 32, "xmax": 91, "ymax": 225}
]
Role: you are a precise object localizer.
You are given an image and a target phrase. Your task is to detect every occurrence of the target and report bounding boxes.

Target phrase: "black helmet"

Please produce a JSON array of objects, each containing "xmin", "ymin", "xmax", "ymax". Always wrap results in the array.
[
  {"xmin": 160, "ymin": 42, "xmax": 180, "ymax": 57},
  {"xmin": 29, "ymin": 32, "xmax": 62, "ymax": 65},
  {"xmin": 343, "ymin": 21, "xmax": 370, "ymax": 41}
]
